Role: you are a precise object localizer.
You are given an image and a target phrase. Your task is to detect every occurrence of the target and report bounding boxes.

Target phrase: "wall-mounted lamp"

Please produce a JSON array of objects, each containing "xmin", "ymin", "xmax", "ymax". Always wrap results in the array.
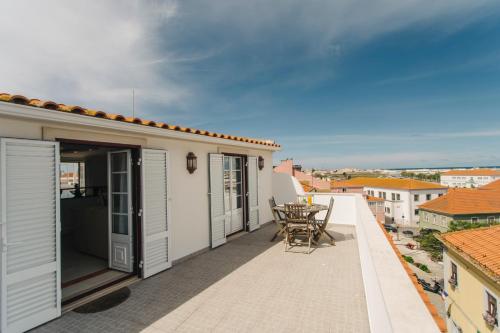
[
  {"xmin": 186, "ymin": 152, "xmax": 197, "ymax": 174},
  {"xmin": 258, "ymin": 156, "xmax": 264, "ymax": 170}
]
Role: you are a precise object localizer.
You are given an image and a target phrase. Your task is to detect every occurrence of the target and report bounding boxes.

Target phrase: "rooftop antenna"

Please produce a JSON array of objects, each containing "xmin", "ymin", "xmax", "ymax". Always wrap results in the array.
[{"xmin": 132, "ymin": 88, "xmax": 135, "ymax": 118}]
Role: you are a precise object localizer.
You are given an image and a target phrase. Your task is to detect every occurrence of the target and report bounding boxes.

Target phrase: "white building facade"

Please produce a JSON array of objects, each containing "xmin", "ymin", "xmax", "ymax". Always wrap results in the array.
[
  {"xmin": 441, "ymin": 169, "xmax": 500, "ymax": 188},
  {"xmin": 364, "ymin": 187, "xmax": 447, "ymax": 226},
  {"xmin": 0, "ymin": 93, "xmax": 279, "ymax": 333}
]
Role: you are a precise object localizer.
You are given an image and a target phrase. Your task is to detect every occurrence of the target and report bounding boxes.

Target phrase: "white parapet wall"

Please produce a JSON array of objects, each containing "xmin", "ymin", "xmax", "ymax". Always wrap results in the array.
[{"xmin": 310, "ymin": 193, "xmax": 440, "ymax": 333}]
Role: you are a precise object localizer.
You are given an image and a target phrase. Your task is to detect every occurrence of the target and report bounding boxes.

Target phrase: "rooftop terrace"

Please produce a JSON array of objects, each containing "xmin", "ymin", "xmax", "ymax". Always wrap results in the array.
[{"xmin": 33, "ymin": 192, "xmax": 441, "ymax": 333}]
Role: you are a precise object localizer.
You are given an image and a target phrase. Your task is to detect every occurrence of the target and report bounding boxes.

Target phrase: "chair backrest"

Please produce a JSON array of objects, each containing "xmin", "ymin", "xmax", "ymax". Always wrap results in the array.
[
  {"xmin": 321, "ymin": 197, "xmax": 335, "ymax": 227},
  {"xmin": 269, "ymin": 198, "xmax": 283, "ymax": 222},
  {"xmin": 284, "ymin": 203, "xmax": 309, "ymax": 224}
]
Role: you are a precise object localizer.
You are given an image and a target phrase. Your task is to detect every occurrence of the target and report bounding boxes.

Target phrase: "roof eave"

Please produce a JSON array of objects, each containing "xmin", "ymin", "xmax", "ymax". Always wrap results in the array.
[{"xmin": 0, "ymin": 101, "xmax": 281, "ymax": 152}]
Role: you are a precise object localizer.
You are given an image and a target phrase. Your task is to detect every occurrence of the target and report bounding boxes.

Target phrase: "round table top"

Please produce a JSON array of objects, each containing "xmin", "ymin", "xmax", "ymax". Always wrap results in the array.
[{"xmin": 273, "ymin": 203, "xmax": 328, "ymax": 213}]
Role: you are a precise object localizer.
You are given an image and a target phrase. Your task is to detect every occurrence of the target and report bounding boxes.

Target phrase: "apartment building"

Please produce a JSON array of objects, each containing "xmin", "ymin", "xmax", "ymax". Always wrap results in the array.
[
  {"xmin": 437, "ymin": 226, "xmax": 500, "ymax": 333},
  {"xmin": 419, "ymin": 188, "xmax": 500, "ymax": 232},
  {"xmin": 441, "ymin": 169, "xmax": 500, "ymax": 188},
  {"xmin": 346, "ymin": 177, "xmax": 448, "ymax": 226}
]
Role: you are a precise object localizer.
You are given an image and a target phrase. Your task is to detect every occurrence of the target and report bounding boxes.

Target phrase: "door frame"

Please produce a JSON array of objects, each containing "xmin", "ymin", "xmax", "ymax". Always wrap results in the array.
[
  {"xmin": 220, "ymin": 153, "xmax": 249, "ymax": 233},
  {"xmin": 56, "ymin": 138, "xmax": 143, "ymax": 278}
]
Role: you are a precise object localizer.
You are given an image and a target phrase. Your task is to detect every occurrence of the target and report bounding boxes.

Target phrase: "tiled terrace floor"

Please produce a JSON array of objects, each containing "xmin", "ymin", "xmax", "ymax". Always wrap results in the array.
[{"xmin": 33, "ymin": 224, "xmax": 369, "ymax": 333}]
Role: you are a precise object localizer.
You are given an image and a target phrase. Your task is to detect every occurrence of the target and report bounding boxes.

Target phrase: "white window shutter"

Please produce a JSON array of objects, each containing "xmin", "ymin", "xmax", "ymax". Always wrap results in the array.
[
  {"xmin": 209, "ymin": 154, "xmax": 226, "ymax": 248},
  {"xmin": 247, "ymin": 156, "xmax": 260, "ymax": 231},
  {"xmin": 141, "ymin": 149, "xmax": 171, "ymax": 278},
  {"xmin": 0, "ymin": 138, "xmax": 61, "ymax": 333}
]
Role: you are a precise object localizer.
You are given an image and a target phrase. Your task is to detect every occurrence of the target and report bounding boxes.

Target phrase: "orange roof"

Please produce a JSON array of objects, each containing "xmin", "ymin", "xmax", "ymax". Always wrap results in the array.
[
  {"xmin": 438, "ymin": 225, "xmax": 500, "ymax": 282},
  {"xmin": 300, "ymin": 181, "xmax": 315, "ymax": 193},
  {"xmin": 366, "ymin": 195, "xmax": 384, "ymax": 202},
  {"xmin": 347, "ymin": 177, "xmax": 447, "ymax": 190},
  {"xmin": 0, "ymin": 93, "xmax": 280, "ymax": 148},
  {"xmin": 481, "ymin": 179, "xmax": 500, "ymax": 190},
  {"xmin": 419, "ymin": 188, "xmax": 500, "ymax": 215},
  {"xmin": 330, "ymin": 180, "xmax": 363, "ymax": 188},
  {"xmin": 442, "ymin": 168, "xmax": 500, "ymax": 176}
]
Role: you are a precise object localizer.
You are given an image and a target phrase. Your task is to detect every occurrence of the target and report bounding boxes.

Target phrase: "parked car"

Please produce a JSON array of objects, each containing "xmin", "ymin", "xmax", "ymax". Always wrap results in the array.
[
  {"xmin": 402, "ymin": 230, "xmax": 414, "ymax": 237},
  {"xmin": 384, "ymin": 224, "xmax": 398, "ymax": 233}
]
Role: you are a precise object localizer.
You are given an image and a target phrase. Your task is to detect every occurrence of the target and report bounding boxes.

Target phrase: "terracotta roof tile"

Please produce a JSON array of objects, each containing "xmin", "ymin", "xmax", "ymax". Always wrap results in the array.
[
  {"xmin": 442, "ymin": 168, "xmax": 500, "ymax": 176},
  {"xmin": 347, "ymin": 177, "xmax": 447, "ymax": 190},
  {"xmin": 0, "ymin": 92, "xmax": 280, "ymax": 148},
  {"xmin": 419, "ymin": 188, "xmax": 500, "ymax": 215},
  {"xmin": 366, "ymin": 195, "xmax": 384, "ymax": 202},
  {"xmin": 330, "ymin": 180, "xmax": 364, "ymax": 188},
  {"xmin": 439, "ymin": 225, "xmax": 500, "ymax": 282},
  {"xmin": 481, "ymin": 179, "xmax": 500, "ymax": 190}
]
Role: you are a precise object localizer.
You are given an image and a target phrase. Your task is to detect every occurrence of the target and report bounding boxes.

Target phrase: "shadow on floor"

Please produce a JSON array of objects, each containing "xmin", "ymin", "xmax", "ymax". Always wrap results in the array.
[{"xmin": 32, "ymin": 223, "xmax": 368, "ymax": 333}]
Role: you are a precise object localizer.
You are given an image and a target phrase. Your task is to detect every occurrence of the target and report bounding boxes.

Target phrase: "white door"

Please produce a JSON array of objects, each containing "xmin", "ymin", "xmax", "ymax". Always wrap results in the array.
[
  {"xmin": 0, "ymin": 138, "xmax": 61, "ymax": 333},
  {"xmin": 223, "ymin": 156, "xmax": 244, "ymax": 234},
  {"xmin": 108, "ymin": 150, "xmax": 133, "ymax": 272},
  {"xmin": 247, "ymin": 156, "xmax": 260, "ymax": 231},
  {"xmin": 209, "ymin": 154, "xmax": 226, "ymax": 248},
  {"xmin": 141, "ymin": 149, "xmax": 171, "ymax": 278}
]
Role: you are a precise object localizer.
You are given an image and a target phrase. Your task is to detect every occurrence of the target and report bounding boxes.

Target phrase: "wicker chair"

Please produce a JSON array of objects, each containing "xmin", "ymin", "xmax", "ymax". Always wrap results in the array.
[{"xmin": 283, "ymin": 203, "xmax": 314, "ymax": 254}]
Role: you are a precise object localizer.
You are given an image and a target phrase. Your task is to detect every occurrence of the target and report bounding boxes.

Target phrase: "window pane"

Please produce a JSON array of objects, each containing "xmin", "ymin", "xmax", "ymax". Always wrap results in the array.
[
  {"xmin": 112, "ymin": 214, "xmax": 128, "ymax": 234},
  {"xmin": 112, "ymin": 173, "xmax": 128, "ymax": 192},
  {"xmin": 233, "ymin": 157, "xmax": 241, "ymax": 170},
  {"xmin": 236, "ymin": 183, "xmax": 242, "ymax": 196},
  {"xmin": 112, "ymin": 194, "xmax": 128, "ymax": 214},
  {"xmin": 224, "ymin": 156, "xmax": 230, "ymax": 170},
  {"xmin": 111, "ymin": 153, "xmax": 127, "ymax": 172},
  {"xmin": 236, "ymin": 195, "xmax": 242, "ymax": 208}
]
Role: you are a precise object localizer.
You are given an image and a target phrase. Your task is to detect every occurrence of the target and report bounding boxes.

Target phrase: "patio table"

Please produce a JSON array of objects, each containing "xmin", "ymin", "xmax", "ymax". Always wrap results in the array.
[{"xmin": 272, "ymin": 203, "xmax": 328, "ymax": 243}]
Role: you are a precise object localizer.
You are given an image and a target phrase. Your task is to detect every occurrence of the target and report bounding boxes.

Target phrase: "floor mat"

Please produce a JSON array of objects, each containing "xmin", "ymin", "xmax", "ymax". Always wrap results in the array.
[{"xmin": 73, "ymin": 287, "xmax": 131, "ymax": 313}]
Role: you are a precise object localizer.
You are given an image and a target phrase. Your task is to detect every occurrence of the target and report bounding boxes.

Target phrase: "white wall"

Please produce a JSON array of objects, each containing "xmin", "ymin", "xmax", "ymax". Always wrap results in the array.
[
  {"xmin": 0, "ymin": 115, "xmax": 276, "ymax": 262},
  {"xmin": 271, "ymin": 173, "xmax": 304, "ymax": 205},
  {"xmin": 441, "ymin": 175, "xmax": 500, "ymax": 188}
]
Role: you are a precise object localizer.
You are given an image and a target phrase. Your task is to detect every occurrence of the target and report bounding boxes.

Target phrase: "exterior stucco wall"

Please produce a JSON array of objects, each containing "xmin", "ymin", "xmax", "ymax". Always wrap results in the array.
[
  {"xmin": 420, "ymin": 210, "xmax": 500, "ymax": 232},
  {"xmin": 444, "ymin": 249, "xmax": 500, "ymax": 333},
  {"xmin": 0, "ymin": 115, "xmax": 275, "ymax": 262}
]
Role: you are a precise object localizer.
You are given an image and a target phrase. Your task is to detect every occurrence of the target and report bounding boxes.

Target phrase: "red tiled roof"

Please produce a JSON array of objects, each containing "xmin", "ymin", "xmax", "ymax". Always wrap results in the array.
[
  {"xmin": 438, "ymin": 225, "xmax": 500, "ymax": 282},
  {"xmin": 0, "ymin": 93, "xmax": 280, "ymax": 148},
  {"xmin": 330, "ymin": 180, "xmax": 363, "ymax": 188},
  {"xmin": 366, "ymin": 195, "xmax": 384, "ymax": 202},
  {"xmin": 481, "ymin": 179, "xmax": 500, "ymax": 190},
  {"xmin": 442, "ymin": 169, "xmax": 500, "ymax": 176},
  {"xmin": 419, "ymin": 188, "xmax": 500, "ymax": 215},
  {"xmin": 347, "ymin": 177, "xmax": 447, "ymax": 190}
]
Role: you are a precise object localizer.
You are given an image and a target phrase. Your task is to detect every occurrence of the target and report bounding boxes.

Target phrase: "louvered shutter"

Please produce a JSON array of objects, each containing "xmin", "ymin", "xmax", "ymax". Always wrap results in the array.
[
  {"xmin": 247, "ymin": 156, "xmax": 260, "ymax": 231},
  {"xmin": 141, "ymin": 149, "xmax": 171, "ymax": 278},
  {"xmin": 209, "ymin": 154, "xmax": 226, "ymax": 248},
  {"xmin": 0, "ymin": 138, "xmax": 61, "ymax": 333}
]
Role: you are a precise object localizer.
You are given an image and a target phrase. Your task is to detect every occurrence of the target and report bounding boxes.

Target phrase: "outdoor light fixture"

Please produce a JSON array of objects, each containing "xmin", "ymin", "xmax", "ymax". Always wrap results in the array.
[
  {"xmin": 186, "ymin": 152, "xmax": 197, "ymax": 174},
  {"xmin": 258, "ymin": 156, "xmax": 264, "ymax": 170}
]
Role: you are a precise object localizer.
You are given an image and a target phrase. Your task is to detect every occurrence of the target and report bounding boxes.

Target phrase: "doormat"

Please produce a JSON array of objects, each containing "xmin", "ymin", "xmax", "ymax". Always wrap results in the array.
[{"xmin": 74, "ymin": 287, "xmax": 131, "ymax": 313}]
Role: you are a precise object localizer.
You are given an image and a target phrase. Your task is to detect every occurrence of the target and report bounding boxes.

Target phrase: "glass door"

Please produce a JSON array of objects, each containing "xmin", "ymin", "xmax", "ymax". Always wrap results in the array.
[
  {"xmin": 108, "ymin": 150, "xmax": 134, "ymax": 272},
  {"xmin": 223, "ymin": 156, "xmax": 244, "ymax": 234}
]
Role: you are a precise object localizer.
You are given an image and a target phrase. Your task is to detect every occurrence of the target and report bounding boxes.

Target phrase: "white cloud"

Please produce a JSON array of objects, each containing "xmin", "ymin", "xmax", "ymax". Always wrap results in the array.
[
  {"xmin": 0, "ymin": 0, "xmax": 186, "ymax": 116},
  {"xmin": 0, "ymin": 0, "xmax": 498, "ymax": 119}
]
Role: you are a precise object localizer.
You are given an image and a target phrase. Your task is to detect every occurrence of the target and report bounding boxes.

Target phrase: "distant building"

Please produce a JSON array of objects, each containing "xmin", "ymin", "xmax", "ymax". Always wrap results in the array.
[
  {"xmin": 366, "ymin": 195, "xmax": 385, "ymax": 223},
  {"xmin": 437, "ymin": 226, "xmax": 500, "ymax": 333},
  {"xmin": 330, "ymin": 180, "xmax": 364, "ymax": 193},
  {"xmin": 274, "ymin": 159, "xmax": 330, "ymax": 191},
  {"xmin": 419, "ymin": 188, "xmax": 500, "ymax": 232},
  {"xmin": 345, "ymin": 177, "xmax": 448, "ymax": 226},
  {"xmin": 441, "ymin": 168, "xmax": 500, "ymax": 188}
]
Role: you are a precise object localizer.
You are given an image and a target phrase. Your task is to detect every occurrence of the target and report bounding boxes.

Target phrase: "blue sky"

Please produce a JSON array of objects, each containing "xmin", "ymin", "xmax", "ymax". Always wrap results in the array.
[{"xmin": 2, "ymin": 1, "xmax": 500, "ymax": 168}]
